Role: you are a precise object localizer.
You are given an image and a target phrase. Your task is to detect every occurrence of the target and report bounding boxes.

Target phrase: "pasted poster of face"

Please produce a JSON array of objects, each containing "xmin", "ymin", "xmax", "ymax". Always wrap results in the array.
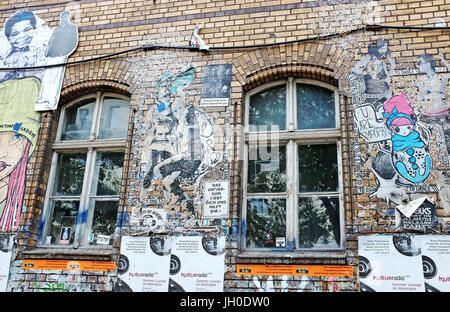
[
  {"xmin": 200, "ymin": 64, "xmax": 232, "ymax": 107},
  {"xmin": 0, "ymin": 10, "xmax": 78, "ymax": 111},
  {"xmin": 358, "ymin": 235, "xmax": 424, "ymax": 292},
  {"xmin": 0, "ymin": 11, "xmax": 51, "ymax": 81},
  {"xmin": 0, "ymin": 10, "xmax": 75, "ymax": 233},
  {"xmin": 169, "ymin": 236, "xmax": 225, "ymax": 292},
  {"xmin": 0, "ymin": 77, "xmax": 41, "ymax": 232},
  {"xmin": 116, "ymin": 236, "xmax": 172, "ymax": 292}
]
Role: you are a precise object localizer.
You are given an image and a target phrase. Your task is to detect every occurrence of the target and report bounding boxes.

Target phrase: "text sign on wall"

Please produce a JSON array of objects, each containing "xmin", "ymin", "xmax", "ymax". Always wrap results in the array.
[
  {"xmin": 203, "ymin": 181, "xmax": 229, "ymax": 218},
  {"xmin": 236, "ymin": 264, "xmax": 354, "ymax": 277},
  {"xmin": 22, "ymin": 260, "xmax": 116, "ymax": 272}
]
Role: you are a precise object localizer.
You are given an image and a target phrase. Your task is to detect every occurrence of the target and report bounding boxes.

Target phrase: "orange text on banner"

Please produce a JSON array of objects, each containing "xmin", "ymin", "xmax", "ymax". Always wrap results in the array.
[
  {"xmin": 236, "ymin": 264, "xmax": 354, "ymax": 277},
  {"xmin": 22, "ymin": 259, "xmax": 116, "ymax": 272}
]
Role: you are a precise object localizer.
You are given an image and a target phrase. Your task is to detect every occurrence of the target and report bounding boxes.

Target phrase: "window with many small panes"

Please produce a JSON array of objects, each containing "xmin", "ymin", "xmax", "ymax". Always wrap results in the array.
[
  {"xmin": 40, "ymin": 92, "xmax": 130, "ymax": 247},
  {"xmin": 243, "ymin": 79, "xmax": 343, "ymax": 251}
]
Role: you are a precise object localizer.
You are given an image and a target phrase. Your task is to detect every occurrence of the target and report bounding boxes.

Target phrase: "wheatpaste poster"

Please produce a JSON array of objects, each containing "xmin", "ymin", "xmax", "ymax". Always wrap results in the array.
[
  {"xmin": 421, "ymin": 235, "xmax": 450, "ymax": 292},
  {"xmin": 169, "ymin": 236, "xmax": 225, "ymax": 292},
  {"xmin": 358, "ymin": 235, "xmax": 425, "ymax": 292},
  {"xmin": 117, "ymin": 236, "xmax": 171, "ymax": 292}
]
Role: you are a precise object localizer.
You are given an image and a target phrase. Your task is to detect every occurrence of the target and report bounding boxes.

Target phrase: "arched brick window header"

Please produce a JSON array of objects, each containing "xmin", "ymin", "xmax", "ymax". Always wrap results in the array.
[
  {"xmin": 242, "ymin": 65, "xmax": 337, "ymax": 94},
  {"xmin": 59, "ymin": 80, "xmax": 131, "ymax": 105}
]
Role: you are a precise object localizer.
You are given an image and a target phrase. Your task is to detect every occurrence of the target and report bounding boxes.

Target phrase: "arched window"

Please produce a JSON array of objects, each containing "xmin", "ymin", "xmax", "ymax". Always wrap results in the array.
[
  {"xmin": 40, "ymin": 91, "xmax": 130, "ymax": 247},
  {"xmin": 243, "ymin": 78, "xmax": 343, "ymax": 251}
]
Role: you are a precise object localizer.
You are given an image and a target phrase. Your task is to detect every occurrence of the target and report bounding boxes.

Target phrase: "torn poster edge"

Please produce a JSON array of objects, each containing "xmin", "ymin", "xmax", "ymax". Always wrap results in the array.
[{"xmin": 396, "ymin": 196, "xmax": 435, "ymax": 218}]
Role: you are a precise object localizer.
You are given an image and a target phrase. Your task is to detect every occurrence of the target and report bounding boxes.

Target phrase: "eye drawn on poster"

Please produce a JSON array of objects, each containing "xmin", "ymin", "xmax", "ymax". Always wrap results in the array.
[
  {"xmin": 140, "ymin": 65, "xmax": 222, "ymax": 211},
  {"xmin": 200, "ymin": 64, "xmax": 232, "ymax": 107}
]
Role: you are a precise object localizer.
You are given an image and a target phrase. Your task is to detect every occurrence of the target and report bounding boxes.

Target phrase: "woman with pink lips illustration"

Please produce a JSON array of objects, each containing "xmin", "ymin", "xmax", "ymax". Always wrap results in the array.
[{"xmin": 0, "ymin": 77, "xmax": 41, "ymax": 232}]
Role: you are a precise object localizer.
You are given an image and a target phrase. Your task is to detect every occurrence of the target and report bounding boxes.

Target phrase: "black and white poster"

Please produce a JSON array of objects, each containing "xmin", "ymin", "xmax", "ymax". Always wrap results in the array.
[
  {"xmin": 396, "ymin": 197, "xmax": 439, "ymax": 231},
  {"xmin": 169, "ymin": 236, "xmax": 225, "ymax": 292},
  {"xmin": 117, "ymin": 236, "xmax": 172, "ymax": 292},
  {"xmin": 421, "ymin": 235, "xmax": 450, "ymax": 292},
  {"xmin": 200, "ymin": 64, "xmax": 232, "ymax": 107},
  {"xmin": 358, "ymin": 235, "xmax": 424, "ymax": 292}
]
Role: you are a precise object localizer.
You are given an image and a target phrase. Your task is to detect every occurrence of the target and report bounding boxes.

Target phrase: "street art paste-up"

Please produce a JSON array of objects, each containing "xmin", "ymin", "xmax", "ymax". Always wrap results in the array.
[
  {"xmin": 0, "ymin": 10, "xmax": 71, "ymax": 231},
  {"xmin": 381, "ymin": 93, "xmax": 432, "ymax": 184},
  {"xmin": 349, "ymin": 39, "xmax": 447, "ymax": 206},
  {"xmin": 0, "ymin": 10, "xmax": 52, "ymax": 82},
  {"xmin": 416, "ymin": 53, "xmax": 450, "ymax": 118},
  {"xmin": 350, "ymin": 39, "xmax": 405, "ymax": 204},
  {"xmin": 351, "ymin": 39, "xmax": 394, "ymax": 109},
  {"xmin": 35, "ymin": 10, "xmax": 78, "ymax": 111},
  {"xmin": 0, "ymin": 77, "xmax": 41, "ymax": 232},
  {"xmin": 415, "ymin": 53, "xmax": 450, "ymax": 168},
  {"xmin": 141, "ymin": 65, "xmax": 221, "ymax": 211},
  {"xmin": 200, "ymin": 64, "xmax": 232, "ymax": 107}
]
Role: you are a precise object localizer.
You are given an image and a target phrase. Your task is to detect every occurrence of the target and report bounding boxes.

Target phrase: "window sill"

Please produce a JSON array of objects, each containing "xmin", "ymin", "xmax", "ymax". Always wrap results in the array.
[
  {"xmin": 236, "ymin": 249, "xmax": 348, "ymax": 264},
  {"xmin": 22, "ymin": 246, "xmax": 116, "ymax": 261}
]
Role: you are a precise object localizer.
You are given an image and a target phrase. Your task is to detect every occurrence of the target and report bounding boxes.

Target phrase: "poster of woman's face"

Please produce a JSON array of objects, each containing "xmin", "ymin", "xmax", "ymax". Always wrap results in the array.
[{"xmin": 0, "ymin": 132, "xmax": 29, "ymax": 180}]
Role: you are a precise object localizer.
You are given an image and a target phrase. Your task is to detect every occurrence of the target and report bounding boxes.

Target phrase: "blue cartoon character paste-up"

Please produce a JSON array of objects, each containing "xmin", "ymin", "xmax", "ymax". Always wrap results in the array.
[{"xmin": 382, "ymin": 94, "xmax": 432, "ymax": 184}]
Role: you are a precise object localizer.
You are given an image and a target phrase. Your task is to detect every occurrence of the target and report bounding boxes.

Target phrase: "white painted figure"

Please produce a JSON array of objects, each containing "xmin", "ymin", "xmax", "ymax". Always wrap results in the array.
[{"xmin": 35, "ymin": 10, "xmax": 78, "ymax": 111}]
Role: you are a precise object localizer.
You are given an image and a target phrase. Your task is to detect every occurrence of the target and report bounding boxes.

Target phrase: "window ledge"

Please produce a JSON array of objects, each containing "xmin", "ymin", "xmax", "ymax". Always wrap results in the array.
[
  {"xmin": 236, "ymin": 250, "xmax": 348, "ymax": 264},
  {"xmin": 22, "ymin": 247, "xmax": 116, "ymax": 261}
]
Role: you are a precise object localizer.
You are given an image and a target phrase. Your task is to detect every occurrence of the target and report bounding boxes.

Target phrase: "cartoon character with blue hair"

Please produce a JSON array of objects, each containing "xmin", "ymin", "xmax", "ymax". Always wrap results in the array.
[{"xmin": 382, "ymin": 93, "xmax": 432, "ymax": 184}]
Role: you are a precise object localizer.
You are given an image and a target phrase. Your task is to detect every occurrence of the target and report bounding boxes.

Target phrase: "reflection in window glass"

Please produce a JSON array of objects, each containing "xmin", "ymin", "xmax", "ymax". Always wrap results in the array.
[
  {"xmin": 90, "ymin": 200, "xmax": 118, "ymax": 245},
  {"xmin": 54, "ymin": 153, "xmax": 87, "ymax": 196},
  {"xmin": 297, "ymin": 84, "xmax": 335, "ymax": 130},
  {"xmin": 91, "ymin": 152, "xmax": 124, "ymax": 196},
  {"xmin": 249, "ymin": 85, "xmax": 286, "ymax": 131},
  {"xmin": 61, "ymin": 100, "xmax": 95, "ymax": 141},
  {"xmin": 298, "ymin": 144, "xmax": 338, "ymax": 192},
  {"xmin": 248, "ymin": 145, "xmax": 286, "ymax": 193},
  {"xmin": 298, "ymin": 196, "xmax": 340, "ymax": 249},
  {"xmin": 98, "ymin": 98, "xmax": 130, "ymax": 139},
  {"xmin": 48, "ymin": 201, "xmax": 79, "ymax": 245},
  {"xmin": 246, "ymin": 198, "xmax": 286, "ymax": 248}
]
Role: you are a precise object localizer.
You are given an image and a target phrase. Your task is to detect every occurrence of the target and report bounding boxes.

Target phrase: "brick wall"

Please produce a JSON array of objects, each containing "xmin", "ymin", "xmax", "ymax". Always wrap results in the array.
[{"xmin": 0, "ymin": 0, "xmax": 448, "ymax": 292}]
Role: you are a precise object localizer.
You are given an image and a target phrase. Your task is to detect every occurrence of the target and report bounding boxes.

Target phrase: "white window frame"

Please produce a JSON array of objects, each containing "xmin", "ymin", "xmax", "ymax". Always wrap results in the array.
[
  {"xmin": 39, "ymin": 91, "xmax": 130, "ymax": 248},
  {"xmin": 242, "ymin": 78, "xmax": 344, "ymax": 255}
]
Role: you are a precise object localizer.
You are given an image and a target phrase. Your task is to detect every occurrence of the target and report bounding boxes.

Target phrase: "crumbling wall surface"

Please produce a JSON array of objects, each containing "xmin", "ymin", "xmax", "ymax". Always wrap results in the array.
[{"xmin": 0, "ymin": 0, "xmax": 448, "ymax": 293}]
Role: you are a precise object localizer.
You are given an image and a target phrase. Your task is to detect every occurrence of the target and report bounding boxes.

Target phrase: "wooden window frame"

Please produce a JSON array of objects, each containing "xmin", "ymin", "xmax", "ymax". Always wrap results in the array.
[
  {"xmin": 240, "ymin": 78, "xmax": 345, "ymax": 258},
  {"xmin": 39, "ymin": 91, "xmax": 130, "ymax": 248}
]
